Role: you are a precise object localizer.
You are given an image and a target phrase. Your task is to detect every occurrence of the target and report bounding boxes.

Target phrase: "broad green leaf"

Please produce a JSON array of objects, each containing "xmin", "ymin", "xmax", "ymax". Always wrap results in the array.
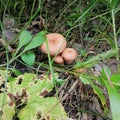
[
  {"xmin": 16, "ymin": 30, "xmax": 32, "ymax": 53},
  {"xmin": 0, "ymin": 69, "xmax": 7, "ymax": 80},
  {"xmin": 1, "ymin": 102, "xmax": 15, "ymax": 120},
  {"xmin": 27, "ymin": 74, "xmax": 54, "ymax": 100},
  {"xmin": 0, "ymin": 93, "xmax": 7, "ymax": 113},
  {"xmin": 21, "ymin": 51, "xmax": 35, "ymax": 66},
  {"xmin": 111, "ymin": 74, "xmax": 120, "ymax": 84},
  {"xmin": 100, "ymin": 68, "xmax": 120, "ymax": 120},
  {"xmin": 104, "ymin": 81, "xmax": 120, "ymax": 120},
  {"xmin": 0, "ymin": 73, "xmax": 68, "ymax": 120},
  {"xmin": 18, "ymin": 97, "xmax": 68, "ymax": 120},
  {"xmin": 110, "ymin": 74, "xmax": 120, "ymax": 94},
  {"xmin": 8, "ymin": 73, "xmax": 36, "ymax": 93},
  {"xmin": 0, "ymin": 93, "xmax": 15, "ymax": 120},
  {"xmin": 23, "ymin": 31, "xmax": 46, "ymax": 52}
]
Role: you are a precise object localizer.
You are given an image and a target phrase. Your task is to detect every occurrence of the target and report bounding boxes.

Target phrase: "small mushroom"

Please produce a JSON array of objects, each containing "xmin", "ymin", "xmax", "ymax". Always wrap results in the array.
[
  {"xmin": 40, "ymin": 33, "xmax": 66, "ymax": 56},
  {"xmin": 61, "ymin": 48, "xmax": 78, "ymax": 64},
  {"xmin": 53, "ymin": 55, "xmax": 64, "ymax": 64}
]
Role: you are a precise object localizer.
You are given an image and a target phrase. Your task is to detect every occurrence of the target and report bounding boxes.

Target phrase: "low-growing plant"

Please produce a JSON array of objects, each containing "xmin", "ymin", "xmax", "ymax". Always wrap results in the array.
[
  {"xmin": 6, "ymin": 30, "xmax": 46, "ymax": 66},
  {"xmin": 0, "ymin": 69, "xmax": 68, "ymax": 120}
]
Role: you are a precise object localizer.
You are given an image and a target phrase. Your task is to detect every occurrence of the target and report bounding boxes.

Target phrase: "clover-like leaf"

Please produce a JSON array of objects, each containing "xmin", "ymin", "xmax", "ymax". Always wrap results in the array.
[
  {"xmin": 21, "ymin": 51, "xmax": 35, "ymax": 66},
  {"xmin": 23, "ymin": 31, "xmax": 46, "ymax": 52},
  {"xmin": 16, "ymin": 30, "xmax": 32, "ymax": 54}
]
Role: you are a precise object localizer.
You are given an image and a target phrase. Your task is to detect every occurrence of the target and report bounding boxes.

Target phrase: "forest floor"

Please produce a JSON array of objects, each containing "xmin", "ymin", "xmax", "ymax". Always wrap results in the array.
[{"xmin": 0, "ymin": 0, "xmax": 120, "ymax": 120}]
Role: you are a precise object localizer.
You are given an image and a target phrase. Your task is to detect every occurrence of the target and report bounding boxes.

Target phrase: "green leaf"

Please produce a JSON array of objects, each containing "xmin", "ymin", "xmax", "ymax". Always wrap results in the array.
[
  {"xmin": 110, "ymin": 74, "xmax": 120, "ymax": 92},
  {"xmin": 17, "ymin": 30, "xmax": 32, "ymax": 53},
  {"xmin": 79, "ymin": 76, "xmax": 90, "ymax": 85},
  {"xmin": 27, "ymin": 74, "xmax": 54, "ymax": 100},
  {"xmin": 0, "ymin": 69, "xmax": 7, "ymax": 80},
  {"xmin": 91, "ymin": 83, "xmax": 106, "ymax": 106},
  {"xmin": 0, "ymin": 93, "xmax": 15, "ymax": 120},
  {"xmin": 23, "ymin": 31, "xmax": 46, "ymax": 52},
  {"xmin": 18, "ymin": 97, "xmax": 68, "ymax": 120},
  {"xmin": 111, "ymin": 74, "xmax": 120, "ymax": 84},
  {"xmin": 21, "ymin": 51, "xmax": 35, "ymax": 66},
  {"xmin": 100, "ymin": 68, "xmax": 120, "ymax": 120},
  {"xmin": 104, "ymin": 81, "xmax": 120, "ymax": 120},
  {"xmin": 0, "ymin": 73, "xmax": 68, "ymax": 120},
  {"xmin": 101, "ymin": 66, "xmax": 111, "ymax": 80},
  {"xmin": 7, "ymin": 73, "xmax": 36, "ymax": 93}
]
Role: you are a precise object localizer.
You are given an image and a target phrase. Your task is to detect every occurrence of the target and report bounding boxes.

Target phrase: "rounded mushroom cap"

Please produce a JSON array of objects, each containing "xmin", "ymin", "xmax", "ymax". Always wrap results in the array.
[
  {"xmin": 53, "ymin": 55, "xmax": 64, "ymax": 64},
  {"xmin": 40, "ymin": 33, "xmax": 67, "ymax": 56},
  {"xmin": 61, "ymin": 48, "xmax": 78, "ymax": 64}
]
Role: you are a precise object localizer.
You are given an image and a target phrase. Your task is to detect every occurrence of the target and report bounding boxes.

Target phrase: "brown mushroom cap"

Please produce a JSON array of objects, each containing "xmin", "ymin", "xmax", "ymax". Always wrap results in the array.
[
  {"xmin": 61, "ymin": 48, "xmax": 78, "ymax": 64},
  {"xmin": 40, "ymin": 33, "xmax": 67, "ymax": 56},
  {"xmin": 53, "ymin": 55, "xmax": 64, "ymax": 64}
]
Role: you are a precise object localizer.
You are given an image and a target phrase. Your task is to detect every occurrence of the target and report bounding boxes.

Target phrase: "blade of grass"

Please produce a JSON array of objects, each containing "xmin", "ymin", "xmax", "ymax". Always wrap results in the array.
[
  {"xmin": 73, "ymin": 0, "xmax": 97, "ymax": 25},
  {"xmin": 0, "ymin": 2, "xmax": 11, "ymax": 118},
  {"xmin": 111, "ymin": 6, "xmax": 120, "ymax": 72}
]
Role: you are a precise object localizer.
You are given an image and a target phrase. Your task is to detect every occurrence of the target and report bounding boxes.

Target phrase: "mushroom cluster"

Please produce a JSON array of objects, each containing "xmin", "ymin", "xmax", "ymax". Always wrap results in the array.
[{"xmin": 40, "ymin": 33, "xmax": 78, "ymax": 64}]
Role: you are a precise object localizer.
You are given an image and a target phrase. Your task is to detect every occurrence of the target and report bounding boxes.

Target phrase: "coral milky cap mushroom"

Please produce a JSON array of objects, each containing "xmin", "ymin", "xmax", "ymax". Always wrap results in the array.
[
  {"xmin": 61, "ymin": 48, "xmax": 78, "ymax": 64},
  {"xmin": 40, "ymin": 33, "xmax": 66, "ymax": 56}
]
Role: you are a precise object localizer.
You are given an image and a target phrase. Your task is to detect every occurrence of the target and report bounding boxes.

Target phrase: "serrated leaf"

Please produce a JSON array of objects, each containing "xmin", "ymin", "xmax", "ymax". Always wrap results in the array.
[
  {"xmin": 8, "ymin": 73, "xmax": 36, "ymax": 93},
  {"xmin": 16, "ymin": 30, "xmax": 32, "ymax": 53},
  {"xmin": 23, "ymin": 31, "xmax": 46, "ymax": 52},
  {"xmin": 18, "ymin": 102, "xmax": 39, "ymax": 120},
  {"xmin": 27, "ymin": 74, "xmax": 54, "ymax": 100},
  {"xmin": 7, "ymin": 73, "xmax": 54, "ymax": 99},
  {"xmin": 21, "ymin": 51, "xmax": 35, "ymax": 66},
  {"xmin": 18, "ymin": 97, "xmax": 68, "ymax": 120},
  {"xmin": 0, "ymin": 73, "xmax": 68, "ymax": 120}
]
